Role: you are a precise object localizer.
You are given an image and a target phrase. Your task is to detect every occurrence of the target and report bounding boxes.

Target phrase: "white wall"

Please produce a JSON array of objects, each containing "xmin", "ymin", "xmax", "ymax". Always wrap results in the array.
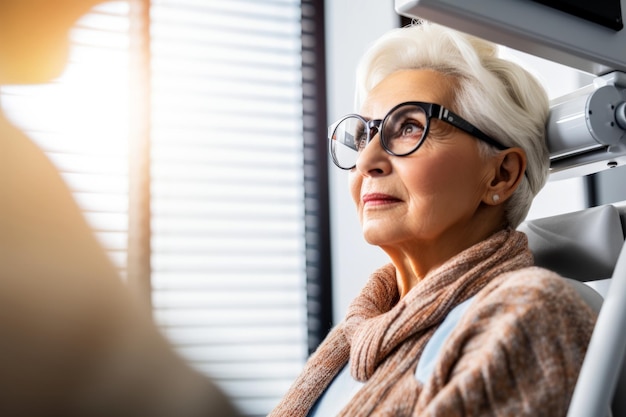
[
  {"xmin": 325, "ymin": 0, "xmax": 397, "ymax": 323},
  {"xmin": 324, "ymin": 0, "xmax": 595, "ymax": 323}
]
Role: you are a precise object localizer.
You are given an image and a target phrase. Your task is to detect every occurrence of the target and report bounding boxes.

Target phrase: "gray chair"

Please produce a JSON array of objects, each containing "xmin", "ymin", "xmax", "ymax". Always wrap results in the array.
[{"xmin": 519, "ymin": 203, "xmax": 626, "ymax": 417}]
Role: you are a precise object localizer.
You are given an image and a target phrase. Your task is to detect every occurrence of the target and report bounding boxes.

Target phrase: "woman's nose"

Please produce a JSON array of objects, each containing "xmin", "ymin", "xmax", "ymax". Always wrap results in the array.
[{"xmin": 354, "ymin": 131, "xmax": 391, "ymax": 176}]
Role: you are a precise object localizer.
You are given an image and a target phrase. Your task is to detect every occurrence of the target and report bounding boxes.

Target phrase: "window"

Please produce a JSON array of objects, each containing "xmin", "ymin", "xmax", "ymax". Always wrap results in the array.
[
  {"xmin": 0, "ymin": 1, "xmax": 330, "ymax": 416},
  {"xmin": 149, "ymin": 1, "xmax": 308, "ymax": 414}
]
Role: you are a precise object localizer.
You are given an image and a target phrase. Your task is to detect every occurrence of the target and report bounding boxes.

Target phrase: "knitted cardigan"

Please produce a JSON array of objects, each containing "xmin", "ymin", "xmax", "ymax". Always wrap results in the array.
[{"xmin": 269, "ymin": 228, "xmax": 596, "ymax": 417}]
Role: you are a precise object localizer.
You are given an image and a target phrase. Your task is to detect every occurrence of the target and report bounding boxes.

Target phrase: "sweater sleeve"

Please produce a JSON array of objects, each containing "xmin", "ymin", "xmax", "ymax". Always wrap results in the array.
[{"xmin": 415, "ymin": 267, "xmax": 597, "ymax": 417}]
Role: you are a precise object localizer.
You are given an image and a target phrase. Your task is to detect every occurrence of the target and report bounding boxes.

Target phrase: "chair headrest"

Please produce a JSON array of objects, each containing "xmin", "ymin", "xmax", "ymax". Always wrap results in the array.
[{"xmin": 518, "ymin": 205, "xmax": 625, "ymax": 282}]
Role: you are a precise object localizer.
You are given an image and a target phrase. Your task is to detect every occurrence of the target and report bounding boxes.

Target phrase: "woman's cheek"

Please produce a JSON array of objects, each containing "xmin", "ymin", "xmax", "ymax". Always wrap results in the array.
[{"xmin": 348, "ymin": 172, "xmax": 361, "ymax": 206}]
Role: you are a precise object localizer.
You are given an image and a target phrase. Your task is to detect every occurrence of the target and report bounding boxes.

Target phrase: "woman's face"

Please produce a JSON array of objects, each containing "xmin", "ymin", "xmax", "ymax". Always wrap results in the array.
[{"xmin": 349, "ymin": 69, "xmax": 497, "ymax": 257}]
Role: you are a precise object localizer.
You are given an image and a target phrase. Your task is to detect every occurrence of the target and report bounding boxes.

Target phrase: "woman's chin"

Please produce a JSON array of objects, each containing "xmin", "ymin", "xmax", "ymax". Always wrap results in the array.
[{"xmin": 362, "ymin": 226, "xmax": 397, "ymax": 247}]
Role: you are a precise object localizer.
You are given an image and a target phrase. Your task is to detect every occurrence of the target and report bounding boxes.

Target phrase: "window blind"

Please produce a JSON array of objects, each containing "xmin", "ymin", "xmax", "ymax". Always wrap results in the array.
[{"xmin": 148, "ymin": 1, "xmax": 308, "ymax": 415}]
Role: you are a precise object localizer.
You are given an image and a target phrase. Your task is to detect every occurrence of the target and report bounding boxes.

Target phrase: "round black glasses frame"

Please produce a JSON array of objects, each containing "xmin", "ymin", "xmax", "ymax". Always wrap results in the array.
[{"xmin": 328, "ymin": 101, "xmax": 508, "ymax": 170}]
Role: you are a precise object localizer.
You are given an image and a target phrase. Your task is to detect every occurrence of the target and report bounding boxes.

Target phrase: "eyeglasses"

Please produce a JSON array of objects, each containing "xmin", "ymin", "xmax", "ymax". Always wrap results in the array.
[{"xmin": 328, "ymin": 101, "xmax": 508, "ymax": 170}]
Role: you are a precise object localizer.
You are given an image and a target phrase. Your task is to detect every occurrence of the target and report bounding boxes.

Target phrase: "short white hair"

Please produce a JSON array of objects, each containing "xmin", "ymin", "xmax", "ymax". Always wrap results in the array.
[{"xmin": 354, "ymin": 22, "xmax": 550, "ymax": 228}]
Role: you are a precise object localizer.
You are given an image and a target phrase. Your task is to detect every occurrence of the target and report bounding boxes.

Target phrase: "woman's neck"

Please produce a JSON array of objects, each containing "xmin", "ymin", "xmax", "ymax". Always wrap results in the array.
[{"xmin": 382, "ymin": 221, "xmax": 507, "ymax": 298}]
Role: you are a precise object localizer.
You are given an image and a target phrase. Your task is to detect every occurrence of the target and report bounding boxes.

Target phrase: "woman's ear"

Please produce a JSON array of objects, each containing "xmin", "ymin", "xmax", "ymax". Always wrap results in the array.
[{"xmin": 483, "ymin": 147, "xmax": 527, "ymax": 205}]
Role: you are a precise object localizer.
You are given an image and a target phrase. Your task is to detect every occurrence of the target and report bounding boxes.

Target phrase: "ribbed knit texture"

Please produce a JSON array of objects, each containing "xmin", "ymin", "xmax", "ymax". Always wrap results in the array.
[{"xmin": 269, "ymin": 228, "xmax": 596, "ymax": 417}]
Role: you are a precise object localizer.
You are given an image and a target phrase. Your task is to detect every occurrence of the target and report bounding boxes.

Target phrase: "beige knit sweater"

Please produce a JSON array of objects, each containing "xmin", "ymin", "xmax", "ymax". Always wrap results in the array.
[{"xmin": 269, "ymin": 228, "xmax": 596, "ymax": 417}]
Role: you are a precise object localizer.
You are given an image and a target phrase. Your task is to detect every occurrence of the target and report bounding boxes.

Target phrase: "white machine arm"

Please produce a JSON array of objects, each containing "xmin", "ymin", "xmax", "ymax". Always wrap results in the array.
[{"xmin": 548, "ymin": 71, "xmax": 626, "ymax": 180}]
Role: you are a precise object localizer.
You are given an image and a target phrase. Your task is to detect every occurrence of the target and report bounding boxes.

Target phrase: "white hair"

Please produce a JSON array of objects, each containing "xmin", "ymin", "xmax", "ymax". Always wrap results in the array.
[{"xmin": 354, "ymin": 22, "xmax": 550, "ymax": 228}]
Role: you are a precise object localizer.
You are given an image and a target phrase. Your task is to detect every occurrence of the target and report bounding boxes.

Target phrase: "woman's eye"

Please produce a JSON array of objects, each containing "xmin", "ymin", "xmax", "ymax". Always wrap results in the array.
[{"xmin": 399, "ymin": 121, "xmax": 424, "ymax": 138}]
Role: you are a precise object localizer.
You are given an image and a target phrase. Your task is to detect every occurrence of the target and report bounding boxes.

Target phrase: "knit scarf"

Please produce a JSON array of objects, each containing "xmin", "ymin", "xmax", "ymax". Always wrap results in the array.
[{"xmin": 269, "ymin": 228, "xmax": 534, "ymax": 417}]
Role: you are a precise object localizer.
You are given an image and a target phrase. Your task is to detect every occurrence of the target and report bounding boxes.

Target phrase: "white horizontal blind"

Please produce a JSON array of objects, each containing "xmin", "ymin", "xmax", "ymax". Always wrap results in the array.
[
  {"xmin": 148, "ymin": 1, "xmax": 308, "ymax": 416},
  {"xmin": 0, "ymin": 2, "xmax": 132, "ymax": 277}
]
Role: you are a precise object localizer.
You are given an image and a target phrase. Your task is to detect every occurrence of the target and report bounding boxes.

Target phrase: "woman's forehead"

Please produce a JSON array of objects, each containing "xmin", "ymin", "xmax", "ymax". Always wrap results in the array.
[{"xmin": 360, "ymin": 69, "xmax": 456, "ymax": 117}]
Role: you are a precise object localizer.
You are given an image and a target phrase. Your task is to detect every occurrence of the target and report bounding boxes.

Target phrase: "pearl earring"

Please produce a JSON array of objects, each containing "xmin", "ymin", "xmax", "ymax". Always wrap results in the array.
[{"xmin": 493, "ymin": 194, "xmax": 500, "ymax": 203}]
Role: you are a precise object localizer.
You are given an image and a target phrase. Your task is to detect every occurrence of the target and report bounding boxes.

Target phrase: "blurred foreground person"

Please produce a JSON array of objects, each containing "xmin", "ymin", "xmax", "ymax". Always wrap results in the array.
[{"xmin": 0, "ymin": 0, "xmax": 239, "ymax": 415}]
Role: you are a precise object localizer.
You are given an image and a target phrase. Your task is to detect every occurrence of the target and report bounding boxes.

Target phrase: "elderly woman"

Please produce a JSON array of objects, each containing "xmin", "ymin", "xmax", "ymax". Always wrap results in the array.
[{"xmin": 270, "ymin": 22, "xmax": 596, "ymax": 417}]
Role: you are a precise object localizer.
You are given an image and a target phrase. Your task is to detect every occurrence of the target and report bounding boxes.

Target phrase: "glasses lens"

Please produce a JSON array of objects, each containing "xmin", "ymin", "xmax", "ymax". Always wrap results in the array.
[
  {"xmin": 382, "ymin": 104, "xmax": 427, "ymax": 156},
  {"xmin": 329, "ymin": 116, "xmax": 366, "ymax": 169}
]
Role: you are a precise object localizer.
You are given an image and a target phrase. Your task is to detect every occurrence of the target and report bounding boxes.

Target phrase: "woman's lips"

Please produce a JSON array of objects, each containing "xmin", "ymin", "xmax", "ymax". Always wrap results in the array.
[{"xmin": 362, "ymin": 193, "xmax": 402, "ymax": 207}]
